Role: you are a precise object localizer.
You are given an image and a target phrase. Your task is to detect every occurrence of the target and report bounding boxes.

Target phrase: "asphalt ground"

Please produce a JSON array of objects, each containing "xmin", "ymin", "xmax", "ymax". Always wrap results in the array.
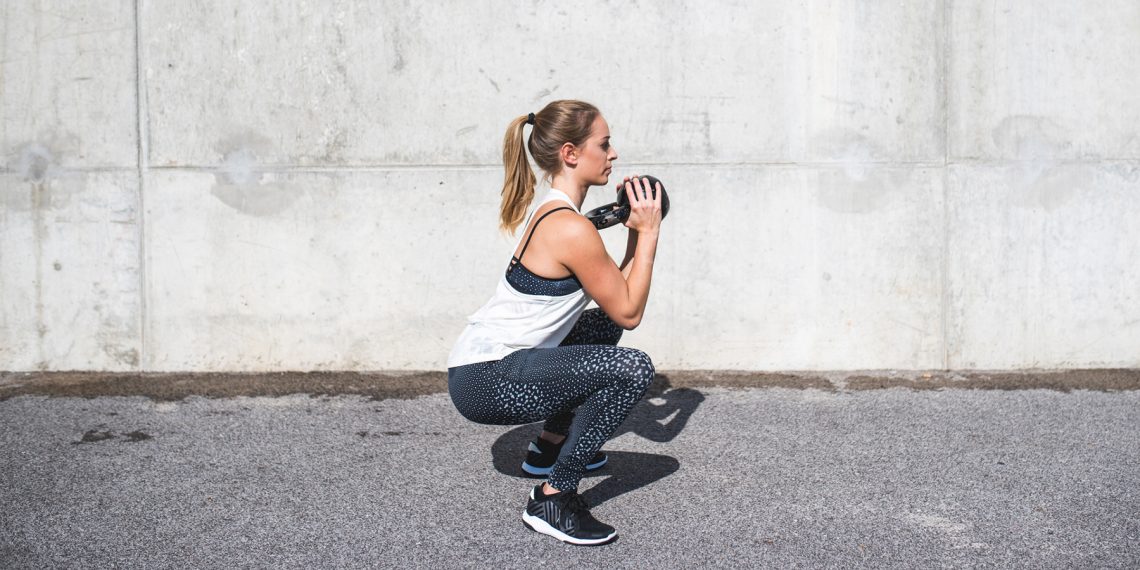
[{"xmin": 1, "ymin": 371, "xmax": 1138, "ymax": 568}]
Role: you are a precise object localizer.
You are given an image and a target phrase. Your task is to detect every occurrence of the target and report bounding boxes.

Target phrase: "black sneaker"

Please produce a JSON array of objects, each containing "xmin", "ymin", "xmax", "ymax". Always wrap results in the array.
[
  {"xmin": 521, "ymin": 484, "xmax": 617, "ymax": 546},
  {"xmin": 521, "ymin": 437, "xmax": 607, "ymax": 476}
]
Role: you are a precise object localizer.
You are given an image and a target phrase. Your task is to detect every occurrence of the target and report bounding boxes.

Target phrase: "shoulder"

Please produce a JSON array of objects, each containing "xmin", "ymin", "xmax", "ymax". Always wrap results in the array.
[
  {"xmin": 551, "ymin": 212, "xmax": 608, "ymax": 262},
  {"xmin": 531, "ymin": 205, "xmax": 602, "ymax": 251},
  {"xmin": 549, "ymin": 208, "xmax": 599, "ymax": 240}
]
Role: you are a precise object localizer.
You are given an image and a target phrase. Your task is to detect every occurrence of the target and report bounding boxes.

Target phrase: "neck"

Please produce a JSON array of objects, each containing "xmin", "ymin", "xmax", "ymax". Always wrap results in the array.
[{"xmin": 550, "ymin": 172, "xmax": 589, "ymax": 210}]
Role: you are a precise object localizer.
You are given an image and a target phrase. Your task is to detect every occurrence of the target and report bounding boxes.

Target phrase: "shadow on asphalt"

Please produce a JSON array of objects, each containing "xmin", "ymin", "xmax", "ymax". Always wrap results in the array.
[{"xmin": 489, "ymin": 375, "xmax": 704, "ymax": 506}]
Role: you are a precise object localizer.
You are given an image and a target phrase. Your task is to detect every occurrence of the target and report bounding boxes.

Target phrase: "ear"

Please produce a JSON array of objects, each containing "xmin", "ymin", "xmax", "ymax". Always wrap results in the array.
[{"xmin": 559, "ymin": 142, "xmax": 578, "ymax": 169}]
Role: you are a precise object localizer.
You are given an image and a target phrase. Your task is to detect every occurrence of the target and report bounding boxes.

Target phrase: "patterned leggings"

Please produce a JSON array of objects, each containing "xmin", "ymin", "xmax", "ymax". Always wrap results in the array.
[{"xmin": 447, "ymin": 308, "xmax": 655, "ymax": 491}]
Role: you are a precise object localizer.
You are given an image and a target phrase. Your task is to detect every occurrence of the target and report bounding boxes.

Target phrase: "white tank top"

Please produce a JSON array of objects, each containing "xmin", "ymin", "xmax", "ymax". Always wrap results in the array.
[{"xmin": 447, "ymin": 189, "xmax": 593, "ymax": 368}]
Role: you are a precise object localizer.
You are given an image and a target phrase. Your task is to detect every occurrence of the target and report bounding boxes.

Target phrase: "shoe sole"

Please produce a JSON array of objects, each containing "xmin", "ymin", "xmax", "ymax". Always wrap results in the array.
[
  {"xmin": 521, "ymin": 456, "xmax": 608, "ymax": 477},
  {"xmin": 521, "ymin": 512, "xmax": 617, "ymax": 546}
]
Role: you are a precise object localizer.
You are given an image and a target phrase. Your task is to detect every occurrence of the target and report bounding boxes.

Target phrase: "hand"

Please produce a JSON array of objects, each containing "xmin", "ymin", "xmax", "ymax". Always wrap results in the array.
[{"xmin": 620, "ymin": 175, "xmax": 663, "ymax": 234}]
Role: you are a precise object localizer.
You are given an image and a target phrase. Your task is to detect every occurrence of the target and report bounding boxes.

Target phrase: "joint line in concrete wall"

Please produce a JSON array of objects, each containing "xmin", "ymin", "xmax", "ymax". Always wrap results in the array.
[
  {"xmin": 144, "ymin": 160, "xmax": 978, "ymax": 173},
  {"xmin": 940, "ymin": 0, "xmax": 951, "ymax": 370},
  {"xmin": 126, "ymin": 159, "xmax": 1140, "ymax": 171},
  {"xmin": 134, "ymin": 0, "xmax": 149, "ymax": 371}
]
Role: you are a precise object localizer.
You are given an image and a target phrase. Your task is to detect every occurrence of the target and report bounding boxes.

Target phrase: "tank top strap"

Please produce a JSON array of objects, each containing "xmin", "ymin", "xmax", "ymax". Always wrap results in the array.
[{"xmin": 516, "ymin": 206, "xmax": 575, "ymax": 263}]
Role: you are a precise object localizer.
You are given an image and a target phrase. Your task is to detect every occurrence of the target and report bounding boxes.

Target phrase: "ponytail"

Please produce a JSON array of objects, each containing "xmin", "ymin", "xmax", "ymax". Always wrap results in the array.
[
  {"xmin": 499, "ymin": 115, "xmax": 536, "ymax": 235},
  {"xmin": 497, "ymin": 100, "xmax": 599, "ymax": 235}
]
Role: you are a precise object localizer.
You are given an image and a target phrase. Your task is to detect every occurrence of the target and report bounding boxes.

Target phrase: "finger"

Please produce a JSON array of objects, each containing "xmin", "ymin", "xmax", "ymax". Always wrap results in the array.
[
  {"xmin": 624, "ymin": 180, "xmax": 642, "ymax": 205},
  {"xmin": 623, "ymin": 179, "xmax": 637, "ymax": 204},
  {"xmin": 633, "ymin": 176, "xmax": 647, "ymax": 200},
  {"xmin": 654, "ymin": 181, "xmax": 663, "ymax": 205}
]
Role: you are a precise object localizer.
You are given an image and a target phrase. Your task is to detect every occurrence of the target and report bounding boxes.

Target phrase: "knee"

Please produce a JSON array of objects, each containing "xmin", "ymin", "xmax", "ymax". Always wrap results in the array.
[{"xmin": 623, "ymin": 349, "xmax": 655, "ymax": 392}]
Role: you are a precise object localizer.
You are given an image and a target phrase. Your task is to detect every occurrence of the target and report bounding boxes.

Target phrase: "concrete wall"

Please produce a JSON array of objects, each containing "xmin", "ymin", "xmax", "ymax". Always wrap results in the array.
[{"xmin": 2, "ymin": 1, "xmax": 1138, "ymax": 372}]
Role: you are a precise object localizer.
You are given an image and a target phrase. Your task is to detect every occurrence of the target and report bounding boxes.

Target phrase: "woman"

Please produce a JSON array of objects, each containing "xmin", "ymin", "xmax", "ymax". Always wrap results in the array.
[{"xmin": 446, "ymin": 99, "xmax": 663, "ymax": 546}]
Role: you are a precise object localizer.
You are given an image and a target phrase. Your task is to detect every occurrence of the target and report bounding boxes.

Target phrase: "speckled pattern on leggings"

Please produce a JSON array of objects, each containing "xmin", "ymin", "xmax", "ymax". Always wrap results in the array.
[{"xmin": 448, "ymin": 308, "xmax": 654, "ymax": 491}]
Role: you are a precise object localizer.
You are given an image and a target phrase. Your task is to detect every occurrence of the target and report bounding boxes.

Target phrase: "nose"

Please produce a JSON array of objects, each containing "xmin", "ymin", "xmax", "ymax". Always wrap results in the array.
[{"xmin": 609, "ymin": 146, "xmax": 618, "ymax": 161}]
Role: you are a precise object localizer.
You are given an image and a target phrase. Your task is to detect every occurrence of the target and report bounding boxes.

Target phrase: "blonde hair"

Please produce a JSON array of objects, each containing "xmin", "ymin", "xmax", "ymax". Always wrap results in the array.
[{"xmin": 499, "ymin": 100, "xmax": 600, "ymax": 235}]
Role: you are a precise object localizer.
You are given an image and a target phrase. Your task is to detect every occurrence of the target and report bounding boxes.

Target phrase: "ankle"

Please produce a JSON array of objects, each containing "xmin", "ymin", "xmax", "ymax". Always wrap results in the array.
[
  {"xmin": 539, "ymin": 431, "xmax": 566, "ymax": 445},
  {"xmin": 541, "ymin": 483, "xmax": 563, "ymax": 496}
]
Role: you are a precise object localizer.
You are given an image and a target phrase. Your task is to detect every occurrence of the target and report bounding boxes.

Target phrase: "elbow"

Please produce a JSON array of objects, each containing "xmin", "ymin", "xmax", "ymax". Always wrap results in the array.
[{"xmin": 620, "ymin": 315, "xmax": 642, "ymax": 331}]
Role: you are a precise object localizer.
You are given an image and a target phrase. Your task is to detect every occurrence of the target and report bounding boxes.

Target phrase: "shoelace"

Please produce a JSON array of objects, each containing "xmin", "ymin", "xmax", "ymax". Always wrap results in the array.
[{"xmin": 558, "ymin": 492, "xmax": 591, "ymax": 515}]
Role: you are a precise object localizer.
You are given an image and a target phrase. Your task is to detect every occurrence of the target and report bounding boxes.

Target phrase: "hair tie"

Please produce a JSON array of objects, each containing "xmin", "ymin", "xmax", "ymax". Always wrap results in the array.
[{"xmin": 526, "ymin": 112, "xmax": 535, "ymax": 125}]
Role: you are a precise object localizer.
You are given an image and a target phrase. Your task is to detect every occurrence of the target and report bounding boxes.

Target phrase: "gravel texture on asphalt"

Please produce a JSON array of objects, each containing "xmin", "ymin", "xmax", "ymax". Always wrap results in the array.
[{"xmin": 1, "ymin": 384, "xmax": 1137, "ymax": 568}]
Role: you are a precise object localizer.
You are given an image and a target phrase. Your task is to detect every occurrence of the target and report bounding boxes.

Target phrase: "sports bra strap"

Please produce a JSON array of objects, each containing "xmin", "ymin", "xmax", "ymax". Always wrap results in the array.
[{"xmin": 516, "ymin": 206, "xmax": 575, "ymax": 263}]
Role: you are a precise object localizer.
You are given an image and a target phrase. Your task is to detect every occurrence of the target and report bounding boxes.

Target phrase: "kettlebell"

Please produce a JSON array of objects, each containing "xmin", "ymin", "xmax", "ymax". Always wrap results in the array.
[{"xmin": 585, "ymin": 175, "xmax": 670, "ymax": 230}]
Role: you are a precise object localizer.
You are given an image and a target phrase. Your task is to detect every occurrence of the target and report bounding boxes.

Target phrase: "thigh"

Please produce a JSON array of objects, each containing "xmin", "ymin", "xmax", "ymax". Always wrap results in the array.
[
  {"xmin": 559, "ymin": 307, "xmax": 623, "ymax": 347},
  {"xmin": 508, "ymin": 343, "xmax": 650, "ymax": 412},
  {"xmin": 448, "ymin": 344, "xmax": 644, "ymax": 425}
]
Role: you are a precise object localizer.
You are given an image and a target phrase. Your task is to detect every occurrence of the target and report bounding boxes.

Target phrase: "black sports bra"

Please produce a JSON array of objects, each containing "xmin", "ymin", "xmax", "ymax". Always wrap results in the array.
[{"xmin": 505, "ymin": 206, "xmax": 583, "ymax": 296}]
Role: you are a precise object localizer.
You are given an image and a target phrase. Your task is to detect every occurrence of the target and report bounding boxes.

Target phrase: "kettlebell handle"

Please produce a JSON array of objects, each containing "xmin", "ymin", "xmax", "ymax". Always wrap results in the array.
[{"xmin": 584, "ymin": 175, "xmax": 670, "ymax": 230}]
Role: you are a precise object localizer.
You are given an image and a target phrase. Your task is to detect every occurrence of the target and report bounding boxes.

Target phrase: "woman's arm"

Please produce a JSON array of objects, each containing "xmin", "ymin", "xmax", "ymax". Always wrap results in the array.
[
  {"xmin": 562, "ymin": 222, "xmax": 658, "ymax": 330},
  {"xmin": 564, "ymin": 178, "xmax": 663, "ymax": 330},
  {"xmin": 619, "ymin": 229, "xmax": 638, "ymax": 279}
]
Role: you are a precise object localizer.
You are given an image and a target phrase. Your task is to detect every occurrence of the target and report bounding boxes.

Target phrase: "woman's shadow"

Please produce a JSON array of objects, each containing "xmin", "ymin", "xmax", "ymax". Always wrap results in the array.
[{"xmin": 490, "ymin": 374, "xmax": 704, "ymax": 507}]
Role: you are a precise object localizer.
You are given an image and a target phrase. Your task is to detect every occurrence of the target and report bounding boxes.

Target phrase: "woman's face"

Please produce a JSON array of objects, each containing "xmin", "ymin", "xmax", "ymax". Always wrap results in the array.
[{"xmin": 573, "ymin": 115, "xmax": 618, "ymax": 186}]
